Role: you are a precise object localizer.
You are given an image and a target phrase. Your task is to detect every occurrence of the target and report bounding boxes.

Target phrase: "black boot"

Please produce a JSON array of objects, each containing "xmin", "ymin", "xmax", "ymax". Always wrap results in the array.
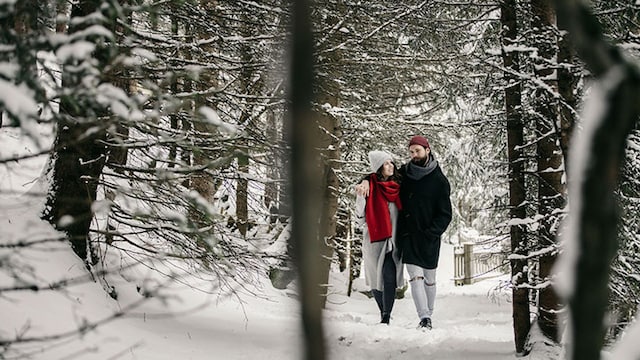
[{"xmin": 381, "ymin": 312, "xmax": 390, "ymax": 324}]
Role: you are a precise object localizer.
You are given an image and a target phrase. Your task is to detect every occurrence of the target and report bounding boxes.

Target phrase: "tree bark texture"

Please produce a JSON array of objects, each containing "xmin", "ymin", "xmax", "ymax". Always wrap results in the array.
[
  {"xmin": 104, "ymin": 1, "xmax": 133, "ymax": 173},
  {"xmin": 531, "ymin": 0, "xmax": 563, "ymax": 343},
  {"xmin": 335, "ymin": 207, "xmax": 349, "ymax": 273},
  {"xmin": 44, "ymin": 0, "xmax": 109, "ymax": 264},
  {"xmin": 556, "ymin": 14, "xmax": 578, "ymax": 172},
  {"xmin": 188, "ymin": 12, "xmax": 223, "ymax": 243},
  {"xmin": 314, "ymin": 90, "xmax": 341, "ymax": 308},
  {"xmin": 236, "ymin": 13, "xmax": 256, "ymax": 237},
  {"xmin": 501, "ymin": 0, "xmax": 530, "ymax": 354}
]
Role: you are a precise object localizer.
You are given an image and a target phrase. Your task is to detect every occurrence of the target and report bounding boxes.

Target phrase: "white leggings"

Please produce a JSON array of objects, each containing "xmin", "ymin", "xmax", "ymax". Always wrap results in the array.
[{"xmin": 406, "ymin": 264, "xmax": 437, "ymax": 320}]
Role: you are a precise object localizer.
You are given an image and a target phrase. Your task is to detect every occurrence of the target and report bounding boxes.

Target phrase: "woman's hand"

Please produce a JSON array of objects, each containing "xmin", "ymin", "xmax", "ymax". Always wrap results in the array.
[{"xmin": 354, "ymin": 180, "xmax": 369, "ymax": 197}]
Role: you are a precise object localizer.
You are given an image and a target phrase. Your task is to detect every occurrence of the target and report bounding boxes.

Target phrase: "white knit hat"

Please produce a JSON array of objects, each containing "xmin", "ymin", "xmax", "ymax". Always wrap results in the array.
[{"xmin": 368, "ymin": 150, "xmax": 393, "ymax": 173}]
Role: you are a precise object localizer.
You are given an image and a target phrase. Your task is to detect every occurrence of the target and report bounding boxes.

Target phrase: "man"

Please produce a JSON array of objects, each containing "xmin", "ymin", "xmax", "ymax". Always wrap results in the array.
[{"xmin": 356, "ymin": 135, "xmax": 452, "ymax": 329}]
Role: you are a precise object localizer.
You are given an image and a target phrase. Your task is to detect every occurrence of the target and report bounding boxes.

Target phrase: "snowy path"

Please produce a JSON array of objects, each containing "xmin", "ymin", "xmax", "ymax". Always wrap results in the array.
[
  {"xmin": 2, "ymin": 127, "xmax": 516, "ymax": 359},
  {"xmin": 324, "ymin": 290, "xmax": 514, "ymax": 360},
  {"xmin": 322, "ymin": 243, "xmax": 515, "ymax": 360},
  {"xmin": 1, "ymin": 192, "xmax": 516, "ymax": 360},
  {"xmin": 91, "ymin": 243, "xmax": 515, "ymax": 360},
  {"xmin": 96, "ymin": 243, "xmax": 516, "ymax": 360}
]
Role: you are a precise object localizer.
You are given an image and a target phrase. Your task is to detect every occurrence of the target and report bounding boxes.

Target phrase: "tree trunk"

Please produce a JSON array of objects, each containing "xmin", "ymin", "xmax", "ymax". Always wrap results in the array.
[
  {"xmin": 531, "ymin": 0, "xmax": 563, "ymax": 343},
  {"xmin": 236, "ymin": 12, "xmax": 255, "ymax": 237},
  {"xmin": 10, "ymin": 0, "xmax": 40, "ymax": 127},
  {"xmin": 167, "ymin": 10, "xmax": 181, "ymax": 169},
  {"xmin": 501, "ymin": 0, "xmax": 530, "ymax": 355},
  {"xmin": 335, "ymin": 206, "xmax": 349, "ymax": 273},
  {"xmin": 555, "ymin": 2, "xmax": 640, "ymax": 359},
  {"xmin": 315, "ymin": 91, "xmax": 341, "ymax": 308},
  {"xmin": 14, "ymin": 0, "xmax": 37, "ymax": 35},
  {"xmin": 236, "ymin": 125, "xmax": 250, "ymax": 237},
  {"xmin": 556, "ymin": 10, "xmax": 578, "ymax": 171},
  {"xmin": 288, "ymin": 0, "xmax": 326, "ymax": 358},
  {"xmin": 264, "ymin": 109, "xmax": 280, "ymax": 215},
  {"xmin": 104, "ymin": 1, "xmax": 132, "ymax": 173},
  {"xmin": 55, "ymin": 0, "xmax": 69, "ymax": 33},
  {"xmin": 43, "ymin": 0, "xmax": 109, "ymax": 265},
  {"xmin": 189, "ymin": 3, "xmax": 220, "ymax": 235}
]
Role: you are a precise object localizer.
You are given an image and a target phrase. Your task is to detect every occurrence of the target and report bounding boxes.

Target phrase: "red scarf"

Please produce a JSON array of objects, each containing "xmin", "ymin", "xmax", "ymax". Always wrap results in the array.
[{"xmin": 365, "ymin": 175, "xmax": 402, "ymax": 242}]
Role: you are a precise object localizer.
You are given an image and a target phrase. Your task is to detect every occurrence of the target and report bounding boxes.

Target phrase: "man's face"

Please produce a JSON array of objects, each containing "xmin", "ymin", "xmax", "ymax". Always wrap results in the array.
[{"xmin": 409, "ymin": 144, "xmax": 429, "ymax": 164}]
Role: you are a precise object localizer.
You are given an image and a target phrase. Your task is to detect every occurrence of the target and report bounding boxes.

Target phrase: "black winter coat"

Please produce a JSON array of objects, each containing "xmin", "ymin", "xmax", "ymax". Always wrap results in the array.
[{"xmin": 397, "ymin": 163, "xmax": 452, "ymax": 269}]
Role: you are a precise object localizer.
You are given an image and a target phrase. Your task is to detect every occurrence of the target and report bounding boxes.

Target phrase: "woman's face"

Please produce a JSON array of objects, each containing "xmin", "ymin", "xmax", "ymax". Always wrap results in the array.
[{"xmin": 381, "ymin": 160, "xmax": 394, "ymax": 178}]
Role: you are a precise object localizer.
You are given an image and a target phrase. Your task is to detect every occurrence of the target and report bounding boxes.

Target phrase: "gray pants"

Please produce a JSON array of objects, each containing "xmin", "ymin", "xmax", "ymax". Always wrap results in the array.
[{"xmin": 406, "ymin": 264, "xmax": 437, "ymax": 320}]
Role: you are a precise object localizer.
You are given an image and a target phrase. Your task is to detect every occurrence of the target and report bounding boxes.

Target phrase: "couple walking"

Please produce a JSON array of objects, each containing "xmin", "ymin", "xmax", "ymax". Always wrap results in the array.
[{"xmin": 355, "ymin": 135, "xmax": 452, "ymax": 329}]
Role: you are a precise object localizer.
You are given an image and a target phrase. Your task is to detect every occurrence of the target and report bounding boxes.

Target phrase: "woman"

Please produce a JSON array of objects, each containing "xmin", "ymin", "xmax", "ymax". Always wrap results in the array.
[{"xmin": 355, "ymin": 150, "xmax": 404, "ymax": 324}]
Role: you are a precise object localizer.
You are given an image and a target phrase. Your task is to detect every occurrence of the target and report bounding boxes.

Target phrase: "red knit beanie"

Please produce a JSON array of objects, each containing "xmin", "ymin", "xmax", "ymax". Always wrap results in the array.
[{"xmin": 409, "ymin": 135, "xmax": 430, "ymax": 150}]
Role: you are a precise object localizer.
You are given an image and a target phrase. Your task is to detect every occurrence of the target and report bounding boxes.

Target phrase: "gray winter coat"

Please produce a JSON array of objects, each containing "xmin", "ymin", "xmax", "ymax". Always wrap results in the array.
[{"xmin": 355, "ymin": 195, "xmax": 404, "ymax": 291}]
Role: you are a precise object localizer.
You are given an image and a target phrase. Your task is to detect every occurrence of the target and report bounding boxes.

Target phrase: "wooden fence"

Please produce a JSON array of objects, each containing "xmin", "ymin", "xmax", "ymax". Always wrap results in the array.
[{"xmin": 453, "ymin": 243, "xmax": 507, "ymax": 286}]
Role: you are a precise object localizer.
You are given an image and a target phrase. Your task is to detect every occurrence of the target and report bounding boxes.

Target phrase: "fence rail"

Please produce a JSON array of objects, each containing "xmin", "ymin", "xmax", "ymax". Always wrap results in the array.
[{"xmin": 453, "ymin": 243, "xmax": 507, "ymax": 286}]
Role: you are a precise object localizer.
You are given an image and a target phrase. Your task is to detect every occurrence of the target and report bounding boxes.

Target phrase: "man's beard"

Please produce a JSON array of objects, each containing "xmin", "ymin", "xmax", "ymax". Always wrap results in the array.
[{"xmin": 411, "ymin": 155, "xmax": 428, "ymax": 166}]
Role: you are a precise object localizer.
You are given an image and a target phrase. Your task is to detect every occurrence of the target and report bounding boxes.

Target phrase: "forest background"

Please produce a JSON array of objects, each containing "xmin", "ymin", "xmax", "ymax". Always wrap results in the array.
[{"xmin": 2, "ymin": 0, "xmax": 640, "ymax": 359}]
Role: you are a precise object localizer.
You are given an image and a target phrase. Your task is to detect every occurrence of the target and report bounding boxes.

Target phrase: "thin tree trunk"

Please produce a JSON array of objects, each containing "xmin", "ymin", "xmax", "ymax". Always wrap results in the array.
[
  {"xmin": 167, "ymin": 10, "xmax": 180, "ymax": 169},
  {"xmin": 264, "ymin": 109, "xmax": 279, "ymax": 214},
  {"xmin": 557, "ymin": 12, "xmax": 578, "ymax": 171},
  {"xmin": 236, "ymin": 128, "xmax": 250, "ymax": 237},
  {"xmin": 501, "ymin": 0, "xmax": 530, "ymax": 354},
  {"xmin": 189, "ymin": 3, "xmax": 219, "ymax": 227},
  {"xmin": 105, "ymin": 1, "xmax": 132, "ymax": 173},
  {"xmin": 315, "ymin": 92, "xmax": 341, "ymax": 308},
  {"xmin": 236, "ymin": 13, "xmax": 254, "ymax": 237},
  {"xmin": 55, "ymin": 0, "xmax": 68, "ymax": 33},
  {"xmin": 335, "ymin": 207, "xmax": 349, "ymax": 273}
]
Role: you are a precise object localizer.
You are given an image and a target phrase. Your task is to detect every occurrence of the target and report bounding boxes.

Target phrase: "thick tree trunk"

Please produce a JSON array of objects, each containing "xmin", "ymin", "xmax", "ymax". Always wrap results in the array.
[
  {"xmin": 501, "ymin": 0, "xmax": 530, "ymax": 355},
  {"xmin": 555, "ymin": 2, "xmax": 640, "ymax": 359},
  {"xmin": 288, "ymin": 0, "xmax": 326, "ymax": 358},
  {"xmin": 44, "ymin": 0, "xmax": 109, "ymax": 265},
  {"xmin": 531, "ymin": 0, "xmax": 563, "ymax": 343}
]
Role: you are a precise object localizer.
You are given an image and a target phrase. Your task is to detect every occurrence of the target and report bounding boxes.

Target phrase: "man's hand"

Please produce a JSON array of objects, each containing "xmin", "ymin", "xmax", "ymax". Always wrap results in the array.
[{"xmin": 354, "ymin": 179, "xmax": 369, "ymax": 197}]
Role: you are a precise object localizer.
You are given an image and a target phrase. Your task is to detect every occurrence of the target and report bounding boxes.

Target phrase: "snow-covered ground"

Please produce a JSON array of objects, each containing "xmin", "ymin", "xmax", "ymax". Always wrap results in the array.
[
  {"xmin": 323, "ymin": 249, "xmax": 514, "ymax": 360},
  {"xmin": 1, "ymin": 192, "xmax": 515, "ymax": 360},
  {"xmin": 1, "ymin": 126, "xmax": 516, "ymax": 360}
]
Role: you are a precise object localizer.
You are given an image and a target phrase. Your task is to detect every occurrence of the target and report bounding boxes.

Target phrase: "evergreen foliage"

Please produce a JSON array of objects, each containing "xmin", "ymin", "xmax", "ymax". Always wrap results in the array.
[{"xmin": 2, "ymin": 0, "xmax": 640, "ymax": 356}]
